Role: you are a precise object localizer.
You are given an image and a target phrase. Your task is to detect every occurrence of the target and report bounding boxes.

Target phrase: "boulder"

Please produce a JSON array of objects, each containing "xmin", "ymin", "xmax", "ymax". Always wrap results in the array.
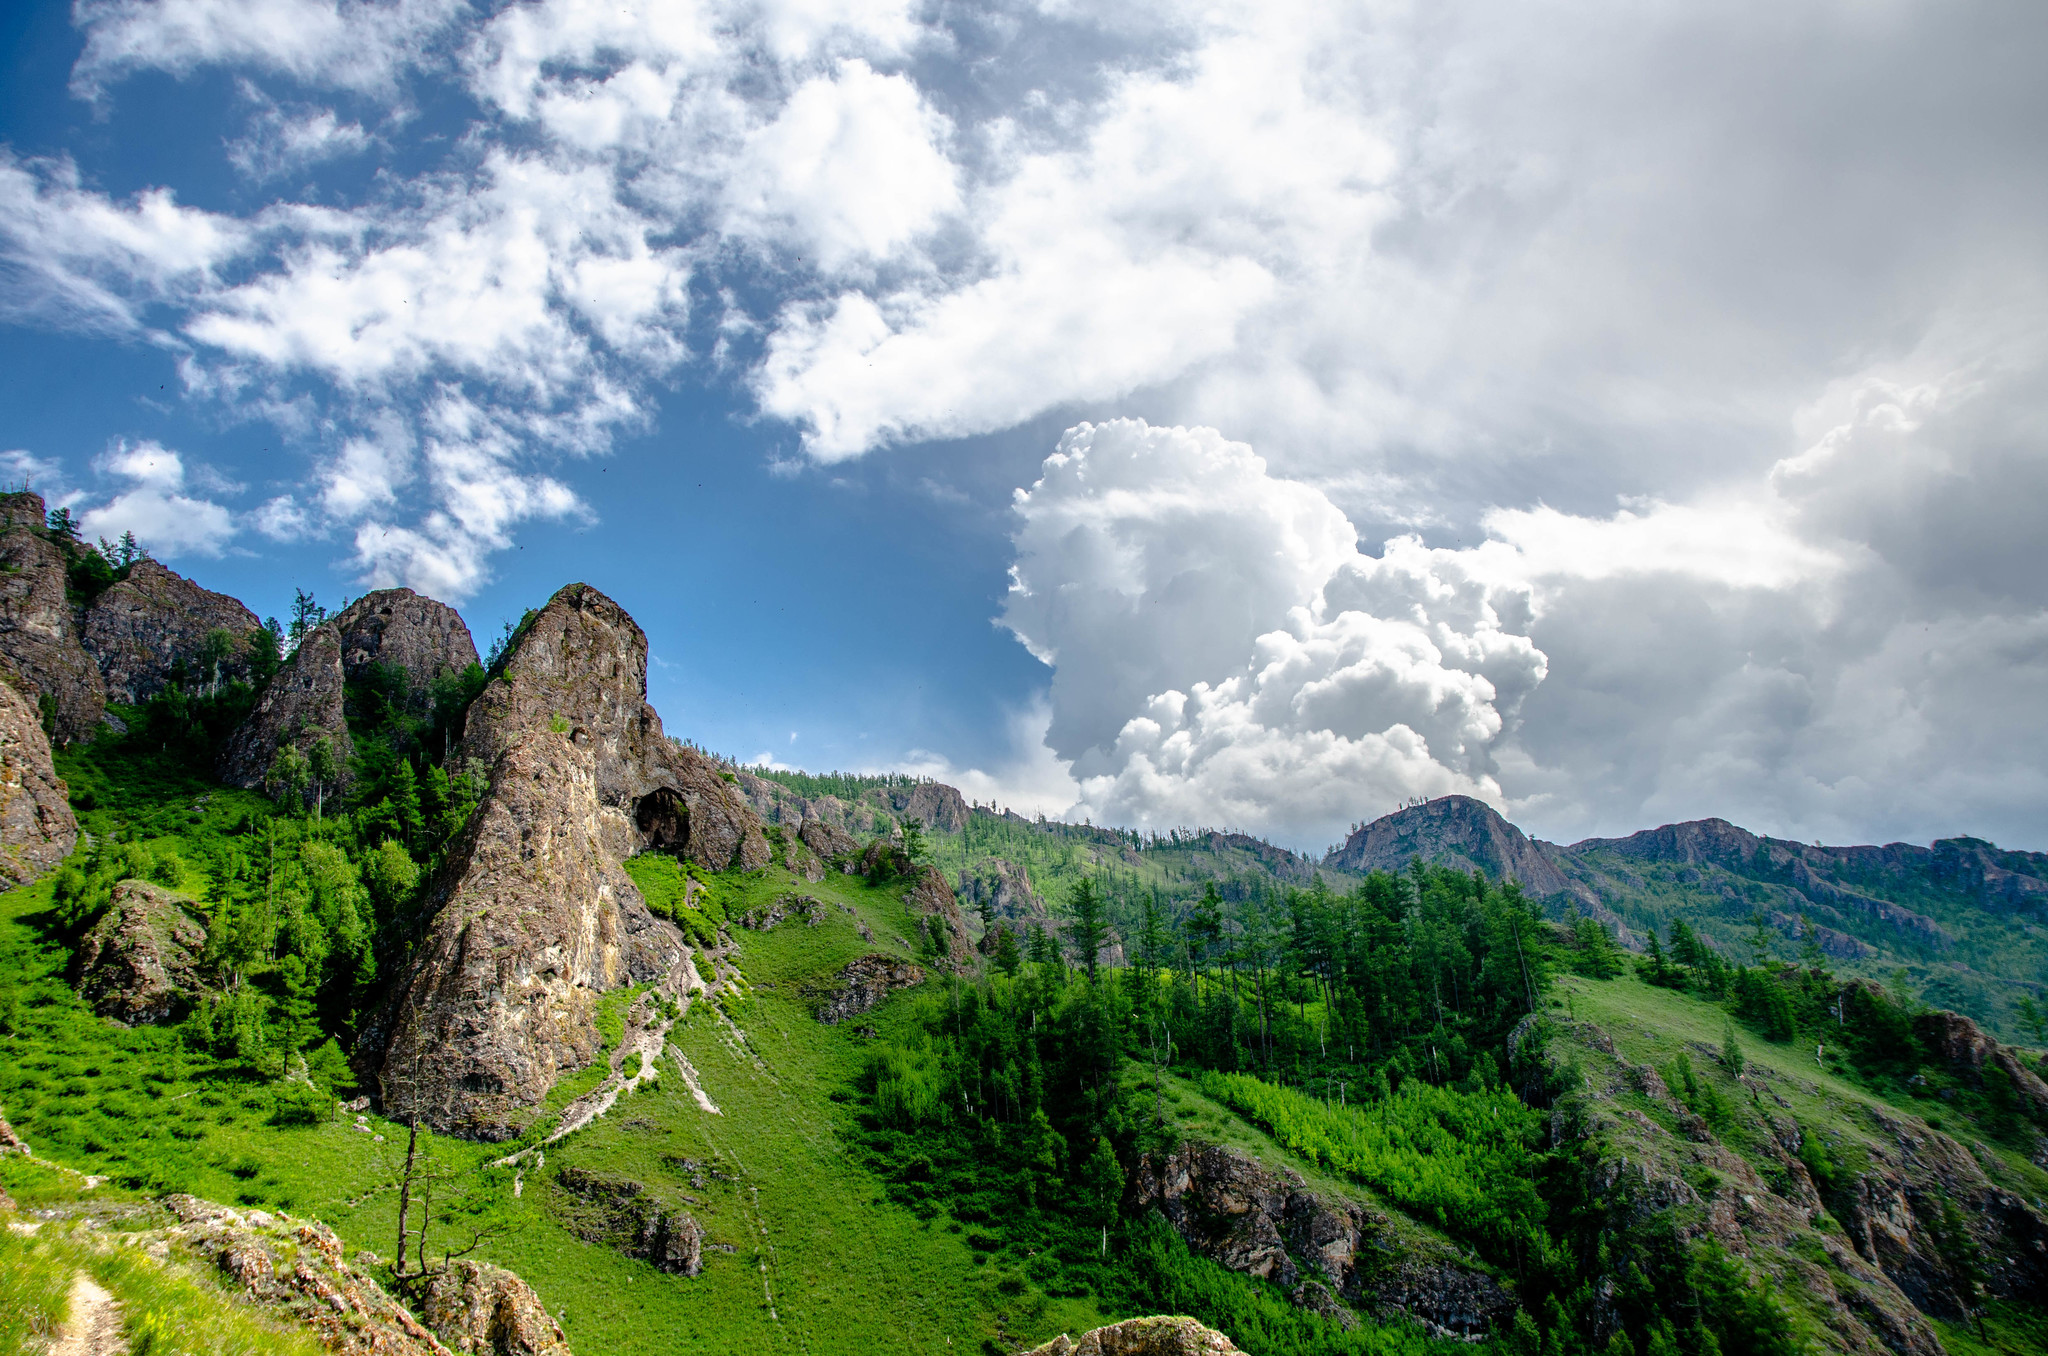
[
  {"xmin": 0, "ymin": 678, "xmax": 76, "ymax": 885},
  {"xmin": 1024, "ymin": 1317, "xmax": 1242, "ymax": 1356},
  {"xmin": 333, "ymin": 588, "xmax": 480, "ymax": 688},
  {"xmin": 375, "ymin": 730, "xmax": 693, "ymax": 1139},
  {"xmin": 217, "ymin": 622, "xmax": 351, "ymax": 802},
  {"xmin": 1125, "ymin": 1142, "xmax": 1513, "ymax": 1340},
  {"xmin": 75, "ymin": 879, "xmax": 207, "ymax": 1025},
  {"xmin": 812, "ymin": 954, "xmax": 926, "ymax": 1025},
  {"xmin": 0, "ymin": 1106, "xmax": 27, "ymax": 1154},
  {"xmin": 461, "ymin": 584, "xmax": 770, "ymax": 872},
  {"xmin": 81, "ymin": 557, "xmax": 261, "ymax": 704},
  {"xmin": 552, "ymin": 1167, "xmax": 704, "ymax": 1277},
  {"xmin": 0, "ymin": 490, "xmax": 106, "ymax": 741},
  {"xmin": 418, "ymin": 1259, "xmax": 572, "ymax": 1355}
]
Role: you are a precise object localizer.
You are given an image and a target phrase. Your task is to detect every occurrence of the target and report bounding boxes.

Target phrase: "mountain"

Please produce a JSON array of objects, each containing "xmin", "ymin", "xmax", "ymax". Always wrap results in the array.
[{"xmin": 0, "ymin": 528, "xmax": 2044, "ymax": 1356}]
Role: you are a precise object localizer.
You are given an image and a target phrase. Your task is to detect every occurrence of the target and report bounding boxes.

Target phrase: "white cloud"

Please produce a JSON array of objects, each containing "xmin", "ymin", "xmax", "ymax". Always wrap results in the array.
[
  {"xmin": 76, "ymin": 440, "xmax": 238, "ymax": 559},
  {"xmin": 227, "ymin": 99, "xmax": 375, "ymax": 181},
  {"xmin": 250, "ymin": 494, "xmax": 311, "ymax": 540},
  {"xmin": 72, "ymin": 0, "xmax": 465, "ymax": 99},
  {"xmin": 721, "ymin": 59, "xmax": 958, "ymax": 272}
]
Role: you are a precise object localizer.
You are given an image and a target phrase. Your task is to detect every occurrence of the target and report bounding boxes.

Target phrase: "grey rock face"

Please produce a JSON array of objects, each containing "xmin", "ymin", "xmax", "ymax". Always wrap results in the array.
[
  {"xmin": 81, "ymin": 558, "xmax": 261, "ymax": 704},
  {"xmin": 553, "ymin": 1167, "xmax": 704, "ymax": 1277},
  {"xmin": 1125, "ymin": 1142, "xmax": 1514, "ymax": 1341},
  {"xmin": 333, "ymin": 588, "xmax": 480, "ymax": 687},
  {"xmin": 461, "ymin": 583, "xmax": 769, "ymax": 872},
  {"xmin": 0, "ymin": 678, "xmax": 76, "ymax": 885},
  {"xmin": 76, "ymin": 880, "xmax": 207, "ymax": 1024},
  {"xmin": 813, "ymin": 954, "xmax": 926, "ymax": 1024},
  {"xmin": 1323, "ymin": 795, "xmax": 1572, "ymax": 897},
  {"xmin": 377, "ymin": 730, "xmax": 693, "ymax": 1139},
  {"xmin": 798, "ymin": 818, "xmax": 860, "ymax": 864},
  {"xmin": 903, "ymin": 863, "xmax": 976, "ymax": 971},
  {"xmin": 216, "ymin": 622, "xmax": 352, "ymax": 799},
  {"xmin": 0, "ymin": 491, "xmax": 106, "ymax": 742}
]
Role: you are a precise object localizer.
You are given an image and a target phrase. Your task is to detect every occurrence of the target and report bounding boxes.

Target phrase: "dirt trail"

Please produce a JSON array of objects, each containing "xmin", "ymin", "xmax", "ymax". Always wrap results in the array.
[{"xmin": 49, "ymin": 1272, "xmax": 127, "ymax": 1356}]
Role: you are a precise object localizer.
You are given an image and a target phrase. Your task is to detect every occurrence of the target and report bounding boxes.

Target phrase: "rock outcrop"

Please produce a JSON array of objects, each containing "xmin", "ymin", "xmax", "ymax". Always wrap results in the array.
[
  {"xmin": 0, "ymin": 677, "xmax": 75, "ymax": 884},
  {"xmin": 76, "ymin": 879, "xmax": 208, "ymax": 1025},
  {"xmin": 1024, "ymin": 1317, "xmax": 1241, "ymax": 1356},
  {"xmin": 799, "ymin": 818, "xmax": 860, "ymax": 864},
  {"xmin": 812, "ymin": 954, "xmax": 926, "ymax": 1024},
  {"xmin": 904, "ymin": 863, "xmax": 977, "ymax": 970},
  {"xmin": 217, "ymin": 622, "xmax": 351, "ymax": 799},
  {"xmin": 1912, "ymin": 1008, "xmax": 2048, "ymax": 1122},
  {"xmin": 1323, "ymin": 795, "xmax": 1572, "ymax": 897},
  {"xmin": 158, "ymin": 1194, "xmax": 463, "ymax": 1356},
  {"xmin": 418, "ymin": 1259, "xmax": 573, "ymax": 1356},
  {"xmin": 376, "ymin": 730, "xmax": 693, "ymax": 1139},
  {"xmin": 0, "ymin": 490, "xmax": 105, "ymax": 741},
  {"xmin": 885, "ymin": 780, "xmax": 970, "ymax": 833},
  {"xmin": 1126, "ymin": 1143, "xmax": 1513, "ymax": 1340},
  {"xmin": 334, "ymin": 588, "xmax": 480, "ymax": 687},
  {"xmin": 460, "ymin": 584, "xmax": 770, "ymax": 872},
  {"xmin": 81, "ymin": 557, "xmax": 261, "ymax": 703},
  {"xmin": 552, "ymin": 1167, "xmax": 704, "ymax": 1276}
]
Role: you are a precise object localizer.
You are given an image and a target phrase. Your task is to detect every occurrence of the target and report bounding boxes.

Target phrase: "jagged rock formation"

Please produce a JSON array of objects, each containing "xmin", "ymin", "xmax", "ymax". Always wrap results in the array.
[
  {"xmin": 1324, "ymin": 795, "xmax": 1572, "ymax": 896},
  {"xmin": 959, "ymin": 857, "xmax": 1045, "ymax": 935},
  {"xmin": 1527, "ymin": 1008, "xmax": 2048, "ymax": 1353},
  {"xmin": 553, "ymin": 1167, "xmax": 704, "ymax": 1276},
  {"xmin": 0, "ymin": 677, "xmax": 75, "ymax": 884},
  {"xmin": 81, "ymin": 557, "xmax": 261, "ymax": 704},
  {"xmin": 0, "ymin": 490, "xmax": 106, "ymax": 741},
  {"xmin": 1125, "ymin": 1143, "xmax": 1513, "ymax": 1340},
  {"xmin": 217, "ymin": 622, "xmax": 352, "ymax": 799},
  {"xmin": 1024, "ymin": 1316, "xmax": 1242, "ymax": 1355},
  {"xmin": 782, "ymin": 832, "xmax": 826, "ymax": 882},
  {"xmin": 887, "ymin": 780, "xmax": 971, "ymax": 833},
  {"xmin": 461, "ymin": 584, "xmax": 770, "ymax": 872},
  {"xmin": 812, "ymin": 954, "xmax": 926, "ymax": 1024},
  {"xmin": 76, "ymin": 879, "xmax": 207, "ymax": 1024},
  {"xmin": 376, "ymin": 730, "xmax": 694, "ymax": 1139},
  {"xmin": 904, "ymin": 863, "xmax": 977, "ymax": 970},
  {"xmin": 799, "ymin": 818, "xmax": 860, "ymax": 863},
  {"xmin": 334, "ymin": 588, "xmax": 480, "ymax": 688}
]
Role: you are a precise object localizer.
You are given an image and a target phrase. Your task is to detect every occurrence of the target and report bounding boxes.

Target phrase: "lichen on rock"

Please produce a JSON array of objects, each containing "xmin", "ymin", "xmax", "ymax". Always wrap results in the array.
[{"xmin": 0, "ymin": 490, "xmax": 106, "ymax": 741}]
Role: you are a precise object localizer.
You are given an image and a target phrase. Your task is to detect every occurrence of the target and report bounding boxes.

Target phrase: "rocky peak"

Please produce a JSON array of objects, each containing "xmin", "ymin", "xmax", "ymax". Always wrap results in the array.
[
  {"xmin": 1323, "ymin": 795, "xmax": 1571, "ymax": 897},
  {"xmin": 82, "ymin": 557, "xmax": 262, "ymax": 704},
  {"xmin": 376, "ymin": 729, "xmax": 694, "ymax": 1139},
  {"xmin": 333, "ymin": 588, "xmax": 480, "ymax": 687},
  {"xmin": 1569, "ymin": 817, "xmax": 1763, "ymax": 868},
  {"xmin": 886, "ymin": 780, "xmax": 970, "ymax": 833},
  {"xmin": 217, "ymin": 622, "xmax": 352, "ymax": 800},
  {"xmin": 461, "ymin": 583, "xmax": 769, "ymax": 872},
  {"xmin": 0, "ymin": 677, "xmax": 76, "ymax": 885},
  {"xmin": 0, "ymin": 491, "xmax": 106, "ymax": 741}
]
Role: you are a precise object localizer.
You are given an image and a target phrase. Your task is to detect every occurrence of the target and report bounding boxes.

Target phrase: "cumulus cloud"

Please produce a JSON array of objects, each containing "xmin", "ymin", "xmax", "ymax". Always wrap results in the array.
[
  {"xmin": 226, "ymin": 95, "xmax": 374, "ymax": 181},
  {"xmin": 75, "ymin": 440, "xmax": 237, "ymax": 558}
]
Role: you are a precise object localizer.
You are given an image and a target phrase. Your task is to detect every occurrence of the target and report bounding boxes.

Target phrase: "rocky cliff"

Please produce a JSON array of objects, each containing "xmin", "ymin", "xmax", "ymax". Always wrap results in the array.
[
  {"xmin": 0, "ymin": 676, "xmax": 76, "ymax": 884},
  {"xmin": 217, "ymin": 621, "xmax": 352, "ymax": 799},
  {"xmin": 461, "ymin": 583, "xmax": 769, "ymax": 872},
  {"xmin": 334, "ymin": 588, "xmax": 480, "ymax": 689},
  {"xmin": 1125, "ymin": 1142, "xmax": 1513, "ymax": 1340},
  {"xmin": 0, "ymin": 490, "xmax": 106, "ymax": 741},
  {"xmin": 1323, "ymin": 796, "xmax": 1573, "ymax": 897},
  {"xmin": 81, "ymin": 557, "xmax": 261, "ymax": 703},
  {"xmin": 376, "ymin": 730, "xmax": 695, "ymax": 1139}
]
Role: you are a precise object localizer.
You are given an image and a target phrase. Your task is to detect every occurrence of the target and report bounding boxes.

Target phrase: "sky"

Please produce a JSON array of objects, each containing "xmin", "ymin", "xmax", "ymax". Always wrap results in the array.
[{"xmin": 3, "ymin": 0, "xmax": 2046, "ymax": 855}]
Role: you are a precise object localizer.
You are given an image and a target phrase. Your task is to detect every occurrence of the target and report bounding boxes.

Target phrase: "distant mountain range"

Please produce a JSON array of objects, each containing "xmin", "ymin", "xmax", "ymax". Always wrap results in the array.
[{"xmin": 1320, "ymin": 794, "xmax": 2047, "ymax": 1035}]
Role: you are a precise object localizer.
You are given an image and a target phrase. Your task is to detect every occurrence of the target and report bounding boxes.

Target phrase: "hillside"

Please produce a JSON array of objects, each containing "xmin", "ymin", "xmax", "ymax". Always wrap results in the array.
[{"xmin": 0, "ymin": 515, "xmax": 2043, "ymax": 1356}]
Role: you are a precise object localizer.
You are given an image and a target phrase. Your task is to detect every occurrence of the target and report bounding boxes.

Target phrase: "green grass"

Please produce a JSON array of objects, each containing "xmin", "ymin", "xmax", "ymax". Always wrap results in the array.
[{"xmin": 1557, "ymin": 972, "xmax": 2048, "ymax": 1202}]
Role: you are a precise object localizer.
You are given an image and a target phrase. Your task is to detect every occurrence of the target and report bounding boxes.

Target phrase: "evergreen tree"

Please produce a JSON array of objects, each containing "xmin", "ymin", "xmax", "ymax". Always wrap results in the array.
[
  {"xmin": 1069, "ymin": 877, "xmax": 1108, "ymax": 980},
  {"xmin": 992, "ymin": 925, "xmax": 1022, "ymax": 977}
]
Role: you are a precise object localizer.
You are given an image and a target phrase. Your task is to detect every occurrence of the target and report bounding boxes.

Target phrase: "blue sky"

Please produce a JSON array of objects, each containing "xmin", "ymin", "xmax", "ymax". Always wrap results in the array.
[{"xmin": 4, "ymin": 0, "xmax": 2047, "ymax": 852}]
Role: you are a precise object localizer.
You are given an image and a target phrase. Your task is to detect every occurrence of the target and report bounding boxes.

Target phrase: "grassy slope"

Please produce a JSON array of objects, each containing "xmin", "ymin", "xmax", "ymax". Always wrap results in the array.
[{"xmin": 1556, "ymin": 972, "xmax": 2048, "ymax": 1201}]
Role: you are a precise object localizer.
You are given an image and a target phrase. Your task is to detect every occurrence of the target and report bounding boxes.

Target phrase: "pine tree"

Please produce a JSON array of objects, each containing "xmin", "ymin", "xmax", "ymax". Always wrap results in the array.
[
  {"xmin": 1068, "ymin": 877, "xmax": 1107, "ymax": 980},
  {"xmin": 992, "ymin": 925, "xmax": 1022, "ymax": 976}
]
